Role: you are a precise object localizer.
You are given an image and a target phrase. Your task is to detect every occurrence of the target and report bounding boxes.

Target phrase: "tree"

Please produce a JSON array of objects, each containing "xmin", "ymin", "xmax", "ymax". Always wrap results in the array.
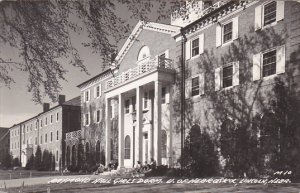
[
  {"xmin": 2, "ymin": 151, "xmax": 12, "ymax": 168},
  {"xmin": 25, "ymin": 154, "xmax": 35, "ymax": 170},
  {"xmin": 34, "ymin": 145, "xmax": 42, "ymax": 170},
  {"xmin": 180, "ymin": 126, "xmax": 219, "ymax": 177},
  {"xmin": 0, "ymin": 0, "xmax": 178, "ymax": 103},
  {"xmin": 261, "ymin": 78, "xmax": 300, "ymax": 175},
  {"xmin": 42, "ymin": 150, "xmax": 52, "ymax": 171}
]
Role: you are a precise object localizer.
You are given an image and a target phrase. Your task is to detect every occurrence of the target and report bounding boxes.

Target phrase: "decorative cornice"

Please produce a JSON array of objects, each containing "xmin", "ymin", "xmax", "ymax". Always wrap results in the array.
[{"xmin": 182, "ymin": 0, "xmax": 257, "ymax": 36}]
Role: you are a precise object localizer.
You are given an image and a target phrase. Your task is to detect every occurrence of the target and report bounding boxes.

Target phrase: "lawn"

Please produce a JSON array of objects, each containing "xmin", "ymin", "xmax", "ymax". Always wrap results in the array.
[
  {"xmin": 3, "ymin": 178, "xmax": 300, "ymax": 193},
  {"xmin": 0, "ymin": 169, "xmax": 63, "ymax": 180}
]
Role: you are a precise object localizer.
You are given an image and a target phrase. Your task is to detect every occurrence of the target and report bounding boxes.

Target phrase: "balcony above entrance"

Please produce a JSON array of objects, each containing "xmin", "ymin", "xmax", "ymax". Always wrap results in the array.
[{"xmin": 106, "ymin": 58, "xmax": 175, "ymax": 92}]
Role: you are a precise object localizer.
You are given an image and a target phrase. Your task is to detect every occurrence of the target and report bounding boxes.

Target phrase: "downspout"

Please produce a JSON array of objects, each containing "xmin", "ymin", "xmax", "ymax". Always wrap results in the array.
[{"xmin": 180, "ymin": 28, "xmax": 187, "ymax": 168}]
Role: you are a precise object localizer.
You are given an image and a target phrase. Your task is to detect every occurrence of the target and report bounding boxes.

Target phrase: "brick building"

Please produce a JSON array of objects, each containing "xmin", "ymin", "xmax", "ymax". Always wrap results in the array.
[
  {"xmin": 67, "ymin": 0, "xmax": 300, "ymax": 172},
  {"xmin": 9, "ymin": 95, "xmax": 81, "ymax": 170}
]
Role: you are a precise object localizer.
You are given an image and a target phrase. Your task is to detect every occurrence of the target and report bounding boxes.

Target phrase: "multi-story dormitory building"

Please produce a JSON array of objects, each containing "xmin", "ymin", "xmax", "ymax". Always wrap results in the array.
[
  {"xmin": 66, "ymin": 0, "xmax": 300, "ymax": 172},
  {"xmin": 9, "ymin": 95, "xmax": 81, "ymax": 170}
]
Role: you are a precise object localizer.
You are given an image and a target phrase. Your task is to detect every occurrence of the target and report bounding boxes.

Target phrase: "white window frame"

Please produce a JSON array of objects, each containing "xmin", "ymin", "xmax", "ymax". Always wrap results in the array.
[
  {"xmin": 143, "ymin": 92, "xmax": 149, "ymax": 110},
  {"xmin": 50, "ymin": 114, "xmax": 53, "ymax": 124},
  {"xmin": 191, "ymin": 76, "xmax": 200, "ymax": 97},
  {"xmin": 252, "ymin": 45, "xmax": 285, "ymax": 81},
  {"xmin": 84, "ymin": 89, "xmax": 90, "ymax": 102},
  {"xmin": 255, "ymin": 1, "xmax": 284, "ymax": 31},
  {"xmin": 94, "ymin": 84, "xmax": 102, "ymax": 98},
  {"xmin": 216, "ymin": 17, "xmax": 238, "ymax": 47},
  {"xmin": 215, "ymin": 62, "xmax": 239, "ymax": 91},
  {"xmin": 84, "ymin": 113, "xmax": 90, "ymax": 126},
  {"xmin": 56, "ymin": 112, "xmax": 59, "ymax": 122},
  {"xmin": 125, "ymin": 99, "xmax": 130, "ymax": 114},
  {"xmin": 186, "ymin": 33, "xmax": 204, "ymax": 60}
]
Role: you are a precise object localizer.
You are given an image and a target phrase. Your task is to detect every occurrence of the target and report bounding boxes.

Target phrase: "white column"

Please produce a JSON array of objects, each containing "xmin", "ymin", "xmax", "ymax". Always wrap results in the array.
[
  {"xmin": 118, "ymin": 94, "xmax": 125, "ymax": 169},
  {"xmin": 168, "ymin": 86, "xmax": 173, "ymax": 167},
  {"xmin": 154, "ymin": 81, "xmax": 162, "ymax": 165},
  {"xmin": 105, "ymin": 98, "xmax": 111, "ymax": 166},
  {"xmin": 135, "ymin": 86, "xmax": 143, "ymax": 164}
]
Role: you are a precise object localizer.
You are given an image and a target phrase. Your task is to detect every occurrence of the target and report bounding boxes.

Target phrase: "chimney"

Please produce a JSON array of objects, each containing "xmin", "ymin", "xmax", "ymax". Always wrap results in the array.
[
  {"xmin": 43, "ymin": 103, "xmax": 50, "ymax": 112},
  {"xmin": 58, "ymin": 95, "xmax": 66, "ymax": 105}
]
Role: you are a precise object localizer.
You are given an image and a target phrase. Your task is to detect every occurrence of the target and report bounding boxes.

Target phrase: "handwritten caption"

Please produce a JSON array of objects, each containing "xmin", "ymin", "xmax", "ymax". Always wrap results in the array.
[{"xmin": 48, "ymin": 177, "xmax": 291, "ymax": 185}]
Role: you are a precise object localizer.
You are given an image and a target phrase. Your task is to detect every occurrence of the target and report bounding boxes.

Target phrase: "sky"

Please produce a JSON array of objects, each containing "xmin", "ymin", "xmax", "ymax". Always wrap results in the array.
[{"xmin": 0, "ymin": 1, "xmax": 171, "ymax": 128}]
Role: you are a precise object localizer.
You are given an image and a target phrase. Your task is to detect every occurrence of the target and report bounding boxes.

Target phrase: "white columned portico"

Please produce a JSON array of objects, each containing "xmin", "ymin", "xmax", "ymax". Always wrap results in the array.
[
  {"xmin": 118, "ymin": 93, "xmax": 125, "ymax": 169},
  {"xmin": 105, "ymin": 98, "xmax": 111, "ymax": 166},
  {"xmin": 135, "ymin": 86, "xmax": 143, "ymax": 164},
  {"xmin": 153, "ymin": 80, "xmax": 162, "ymax": 165}
]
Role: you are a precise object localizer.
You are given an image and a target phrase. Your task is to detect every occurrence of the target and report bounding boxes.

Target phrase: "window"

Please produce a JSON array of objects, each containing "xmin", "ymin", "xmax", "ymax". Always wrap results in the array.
[
  {"xmin": 84, "ymin": 90, "xmax": 90, "ymax": 102},
  {"xmin": 161, "ymin": 130, "xmax": 167, "ymax": 158},
  {"xmin": 215, "ymin": 62, "xmax": 239, "ymax": 91},
  {"xmin": 56, "ymin": 130, "xmax": 59, "ymax": 140},
  {"xmin": 132, "ymin": 96, "xmax": 136, "ymax": 112},
  {"xmin": 186, "ymin": 34, "xmax": 204, "ymax": 60},
  {"xmin": 56, "ymin": 150, "xmax": 59, "ymax": 162},
  {"xmin": 124, "ymin": 135, "xmax": 130, "ymax": 159},
  {"xmin": 223, "ymin": 22, "xmax": 233, "ymax": 43},
  {"xmin": 26, "ymin": 126, "xmax": 28, "ymax": 133},
  {"xmin": 191, "ymin": 77, "xmax": 200, "ymax": 96},
  {"xmin": 85, "ymin": 113, "xmax": 90, "ymax": 126},
  {"xmin": 30, "ymin": 124, "xmax": 32, "ymax": 131},
  {"xmin": 216, "ymin": 17, "xmax": 238, "ymax": 47},
  {"xmin": 191, "ymin": 38, "xmax": 199, "ymax": 57},
  {"xmin": 96, "ymin": 110, "xmax": 100, "ymax": 123},
  {"xmin": 40, "ymin": 120, "xmax": 43, "ymax": 128},
  {"xmin": 255, "ymin": 1, "xmax": 284, "ymax": 31},
  {"xmin": 223, "ymin": 65, "xmax": 233, "ymax": 88},
  {"xmin": 40, "ymin": 136, "xmax": 43, "ymax": 144},
  {"xmin": 95, "ymin": 85, "xmax": 101, "ymax": 98},
  {"xmin": 253, "ymin": 46, "xmax": 285, "ymax": 81},
  {"xmin": 50, "ymin": 115, "xmax": 53, "ymax": 124},
  {"xmin": 144, "ymin": 92, "xmax": 148, "ymax": 109},
  {"xmin": 45, "ymin": 134, "xmax": 47, "ymax": 143},
  {"xmin": 56, "ymin": 112, "xmax": 59, "ymax": 122},
  {"xmin": 125, "ymin": 100, "xmax": 130, "ymax": 114},
  {"xmin": 158, "ymin": 53, "xmax": 166, "ymax": 67},
  {"xmin": 262, "ymin": 50, "xmax": 276, "ymax": 77},
  {"xmin": 45, "ymin": 117, "xmax": 48, "ymax": 126},
  {"xmin": 162, "ymin": 87, "xmax": 166, "ymax": 104},
  {"xmin": 50, "ymin": 132, "xmax": 53, "ymax": 142},
  {"xmin": 264, "ymin": 1, "xmax": 277, "ymax": 26}
]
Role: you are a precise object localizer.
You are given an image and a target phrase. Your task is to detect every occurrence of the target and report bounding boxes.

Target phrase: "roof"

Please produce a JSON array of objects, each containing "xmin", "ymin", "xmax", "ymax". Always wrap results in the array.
[
  {"xmin": 114, "ymin": 21, "xmax": 180, "ymax": 66},
  {"xmin": 77, "ymin": 69, "xmax": 111, "ymax": 88},
  {"xmin": 63, "ymin": 96, "xmax": 81, "ymax": 107},
  {"xmin": 9, "ymin": 96, "xmax": 81, "ymax": 127}
]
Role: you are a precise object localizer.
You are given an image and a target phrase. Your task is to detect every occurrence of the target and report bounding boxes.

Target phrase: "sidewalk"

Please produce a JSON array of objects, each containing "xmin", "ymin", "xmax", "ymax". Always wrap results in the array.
[{"xmin": 0, "ymin": 174, "xmax": 96, "ymax": 188}]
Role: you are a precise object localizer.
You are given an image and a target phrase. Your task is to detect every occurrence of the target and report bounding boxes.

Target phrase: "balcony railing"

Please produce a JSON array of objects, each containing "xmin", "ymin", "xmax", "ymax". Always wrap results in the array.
[
  {"xmin": 106, "ymin": 58, "xmax": 174, "ymax": 90},
  {"xmin": 66, "ymin": 130, "xmax": 82, "ymax": 140}
]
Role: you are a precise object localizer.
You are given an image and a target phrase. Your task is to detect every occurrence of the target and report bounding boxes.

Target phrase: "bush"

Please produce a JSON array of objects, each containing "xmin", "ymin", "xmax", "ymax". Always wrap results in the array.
[{"xmin": 180, "ymin": 131, "xmax": 219, "ymax": 177}]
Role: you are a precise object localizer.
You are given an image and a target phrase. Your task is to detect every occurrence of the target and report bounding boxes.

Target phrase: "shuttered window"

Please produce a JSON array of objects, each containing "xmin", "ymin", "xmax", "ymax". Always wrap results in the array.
[
  {"xmin": 262, "ymin": 50, "xmax": 276, "ymax": 77},
  {"xmin": 223, "ymin": 65, "xmax": 233, "ymax": 88},
  {"xmin": 264, "ymin": 1, "xmax": 277, "ymax": 26}
]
